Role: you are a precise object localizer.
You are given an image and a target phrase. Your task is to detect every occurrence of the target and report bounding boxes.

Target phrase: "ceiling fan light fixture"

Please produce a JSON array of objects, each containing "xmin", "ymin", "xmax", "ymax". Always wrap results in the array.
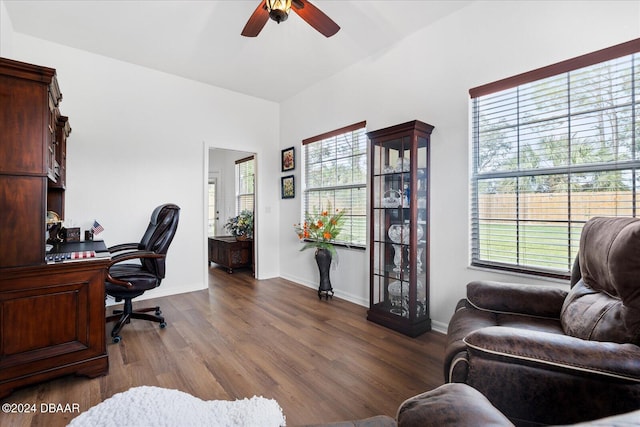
[
  {"xmin": 265, "ymin": 0, "xmax": 292, "ymax": 24},
  {"xmin": 242, "ymin": 0, "xmax": 339, "ymax": 38}
]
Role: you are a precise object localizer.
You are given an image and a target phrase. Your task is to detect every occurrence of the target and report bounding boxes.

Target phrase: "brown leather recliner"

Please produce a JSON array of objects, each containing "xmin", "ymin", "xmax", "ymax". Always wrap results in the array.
[
  {"xmin": 445, "ymin": 216, "xmax": 640, "ymax": 426},
  {"xmin": 301, "ymin": 383, "xmax": 640, "ymax": 427}
]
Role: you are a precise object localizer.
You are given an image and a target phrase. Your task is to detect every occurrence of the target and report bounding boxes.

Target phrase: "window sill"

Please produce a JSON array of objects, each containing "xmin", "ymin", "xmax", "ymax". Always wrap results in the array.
[
  {"xmin": 299, "ymin": 239, "xmax": 366, "ymax": 251},
  {"xmin": 467, "ymin": 264, "xmax": 570, "ymax": 285}
]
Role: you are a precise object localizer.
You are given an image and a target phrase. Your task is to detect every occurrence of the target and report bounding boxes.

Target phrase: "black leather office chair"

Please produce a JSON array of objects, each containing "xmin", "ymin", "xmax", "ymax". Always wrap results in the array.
[{"xmin": 105, "ymin": 203, "xmax": 180, "ymax": 343}]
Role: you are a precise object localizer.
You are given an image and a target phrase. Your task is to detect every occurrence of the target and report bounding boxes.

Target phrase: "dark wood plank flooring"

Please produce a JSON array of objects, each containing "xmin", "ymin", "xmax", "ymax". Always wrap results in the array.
[{"xmin": 0, "ymin": 266, "xmax": 446, "ymax": 426}]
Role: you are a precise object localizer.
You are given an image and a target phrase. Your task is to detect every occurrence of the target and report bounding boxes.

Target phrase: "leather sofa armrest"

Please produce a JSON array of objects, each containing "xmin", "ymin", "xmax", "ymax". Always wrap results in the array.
[
  {"xmin": 464, "ymin": 326, "xmax": 640, "ymax": 382},
  {"xmin": 300, "ymin": 415, "xmax": 397, "ymax": 427},
  {"xmin": 467, "ymin": 280, "xmax": 568, "ymax": 318},
  {"xmin": 397, "ymin": 383, "xmax": 513, "ymax": 427}
]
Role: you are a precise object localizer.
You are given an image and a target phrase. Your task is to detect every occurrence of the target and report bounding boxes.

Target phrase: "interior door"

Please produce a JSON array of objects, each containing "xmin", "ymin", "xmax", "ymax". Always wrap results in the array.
[{"xmin": 207, "ymin": 178, "xmax": 217, "ymax": 237}]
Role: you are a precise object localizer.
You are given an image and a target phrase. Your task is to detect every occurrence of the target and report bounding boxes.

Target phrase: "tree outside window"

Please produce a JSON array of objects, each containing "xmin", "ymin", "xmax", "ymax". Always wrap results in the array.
[
  {"xmin": 302, "ymin": 122, "xmax": 367, "ymax": 247},
  {"xmin": 471, "ymin": 40, "xmax": 640, "ymax": 278}
]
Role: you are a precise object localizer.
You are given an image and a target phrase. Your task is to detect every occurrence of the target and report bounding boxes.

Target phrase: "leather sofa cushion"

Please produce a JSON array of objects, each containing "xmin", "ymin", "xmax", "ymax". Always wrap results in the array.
[
  {"xmin": 445, "ymin": 297, "xmax": 565, "ymax": 382},
  {"xmin": 561, "ymin": 217, "xmax": 640, "ymax": 345},
  {"xmin": 105, "ymin": 263, "xmax": 159, "ymax": 297}
]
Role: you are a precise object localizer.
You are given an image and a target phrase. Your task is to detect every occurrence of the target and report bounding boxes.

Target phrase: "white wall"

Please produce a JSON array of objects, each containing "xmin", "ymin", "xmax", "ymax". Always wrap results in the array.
[
  {"xmin": 278, "ymin": 0, "xmax": 640, "ymax": 332},
  {"xmin": 0, "ymin": 0, "xmax": 13, "ymax": 57},
  {"xmin": 5, "ymin": 32, "xmax": 281, "ymax": 300}
]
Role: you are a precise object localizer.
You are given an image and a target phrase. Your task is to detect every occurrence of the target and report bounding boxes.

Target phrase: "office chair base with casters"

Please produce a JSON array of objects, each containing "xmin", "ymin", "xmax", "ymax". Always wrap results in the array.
[{"xmin": 106, "ymin": 298, "xmax": 167, "ymax": 343}]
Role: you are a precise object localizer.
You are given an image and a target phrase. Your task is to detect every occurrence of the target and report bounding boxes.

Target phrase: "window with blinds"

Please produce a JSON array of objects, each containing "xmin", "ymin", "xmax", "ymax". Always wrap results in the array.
[
  {"xmin": 302, "ymin": 121, "xmax": 367, "ymax": 247},
  {"xmin": 236, "ymin": 156, "xmax": 255, "ymax": 214},
  {"xmin": 470, "ymin": 39, "xmax": 640, "ymax": 278}
]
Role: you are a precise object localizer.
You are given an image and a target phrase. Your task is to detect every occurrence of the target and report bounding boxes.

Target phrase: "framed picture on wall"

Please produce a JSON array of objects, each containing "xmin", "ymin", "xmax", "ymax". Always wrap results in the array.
[
  {"xmin": 281, "ymin": 147, "xmax": 295, "ymax": 172},
  {"xmin": 281, "ymin": 175, "xmax": 295, "ymax": 199}
]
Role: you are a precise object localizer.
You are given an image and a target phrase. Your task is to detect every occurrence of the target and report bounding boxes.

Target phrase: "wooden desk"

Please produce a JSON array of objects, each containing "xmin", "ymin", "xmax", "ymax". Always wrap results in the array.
[
  {"xmin": 208, "ymin": 236, "xmax": 253, "ymax": 274},
  {"xmin": 0, "ymin": 59, "xmax": 109, "ymax": 398},
  {"xmin": 0, "ymin": 244, "xmax": 110, "ymax": 398}
]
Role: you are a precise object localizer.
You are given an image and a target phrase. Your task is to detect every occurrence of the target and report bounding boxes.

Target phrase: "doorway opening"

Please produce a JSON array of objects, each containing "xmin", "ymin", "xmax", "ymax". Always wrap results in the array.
[{"xmin": 206, "ymin": 147, "xmax": 257, "ymax": 276}]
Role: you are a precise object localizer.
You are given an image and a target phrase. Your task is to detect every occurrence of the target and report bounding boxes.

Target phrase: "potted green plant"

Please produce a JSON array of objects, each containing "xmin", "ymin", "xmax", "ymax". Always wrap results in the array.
[{"xmin": 225, "ymin": 210, "xmax": 254, "ymax": 240}]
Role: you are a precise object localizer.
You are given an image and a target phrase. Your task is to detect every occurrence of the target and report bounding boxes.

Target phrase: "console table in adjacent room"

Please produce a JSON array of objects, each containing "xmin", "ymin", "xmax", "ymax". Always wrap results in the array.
[{"xmin": 208, "ymin": 236, "xmax": 253, "ymax": 274}]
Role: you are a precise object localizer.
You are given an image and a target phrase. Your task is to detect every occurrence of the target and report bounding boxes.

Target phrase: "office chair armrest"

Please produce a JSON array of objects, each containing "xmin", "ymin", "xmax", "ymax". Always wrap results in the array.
[
  {"xmin": 108, "ymin": 242, "xmax": 141, "ymax": 253},
  {"xmin": 109, "ymin": 250, "xmax": 165, "ymax": 264},
  {"xmin": 105, "ymin": 272, "xmax": 133, "ymax": 288}
]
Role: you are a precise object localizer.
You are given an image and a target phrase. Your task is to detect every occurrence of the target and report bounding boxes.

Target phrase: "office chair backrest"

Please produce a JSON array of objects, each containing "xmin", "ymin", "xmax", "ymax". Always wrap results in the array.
[{"xmin": 139, "ymin": 203, "xmax": 180, "ymax": 279}]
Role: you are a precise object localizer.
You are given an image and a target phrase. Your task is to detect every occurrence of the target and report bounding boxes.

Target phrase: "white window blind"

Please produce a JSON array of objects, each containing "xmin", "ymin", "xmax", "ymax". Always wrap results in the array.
[
  {"xmin": 236, "ymin": 156, "xmax": 255, "ymax": 214},
  {"xmin": 303, "ymin": 121, "xmax": 367, "ymax": 247},
  {"xmin": 471, "ymin": 39, "xmax": 640, "ymax": 278}
]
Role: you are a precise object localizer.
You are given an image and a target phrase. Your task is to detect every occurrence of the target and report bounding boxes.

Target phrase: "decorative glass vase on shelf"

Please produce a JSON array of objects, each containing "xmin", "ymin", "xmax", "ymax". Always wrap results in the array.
[
  {"xmin": 388, "ymin": 279, "xmax": 426, "ymax": 318},
  {"xmin": 367, "ymin": 120, "xmax": 433, "ymax": 337},
  {"xmin": 388, "ymin": 223, "xmax": 423, "ymax": 272}
]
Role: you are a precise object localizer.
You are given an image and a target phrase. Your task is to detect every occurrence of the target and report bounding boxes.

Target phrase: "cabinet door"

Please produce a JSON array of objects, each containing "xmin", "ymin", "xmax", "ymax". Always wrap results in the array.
[
  {"xmin": 0, "ymin": 75, "xmax": 47, "ymax": 175},
  {"xmin": 0, "ymin": 176, "xmax": 46, "ymax": 267},
  {"xmin": 371, "ymin": 136, "xmax": 415, "ymax": 317},
  {"xmin": 0, "ymin": 262, "xmax": 109, "ymax": 397}
]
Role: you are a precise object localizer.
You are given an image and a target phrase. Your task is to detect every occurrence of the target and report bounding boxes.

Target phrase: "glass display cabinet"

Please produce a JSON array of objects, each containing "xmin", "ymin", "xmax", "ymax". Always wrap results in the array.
[{"xmin": 367, "ymin": 120, "xmax": 434, "ymax": 337}]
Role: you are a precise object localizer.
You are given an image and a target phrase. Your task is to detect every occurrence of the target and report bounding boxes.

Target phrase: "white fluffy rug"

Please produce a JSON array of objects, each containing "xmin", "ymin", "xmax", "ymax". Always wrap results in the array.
[{"xmin": 67, "ymin": 386, "xmax": 286, "ymax": 427}]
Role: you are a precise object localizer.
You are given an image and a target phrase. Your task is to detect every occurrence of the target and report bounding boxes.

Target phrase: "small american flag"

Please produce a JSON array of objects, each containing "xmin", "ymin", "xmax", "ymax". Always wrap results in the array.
[{"xmin": 91, "ymin": 220, "xmax": 104, "ymax": 235}]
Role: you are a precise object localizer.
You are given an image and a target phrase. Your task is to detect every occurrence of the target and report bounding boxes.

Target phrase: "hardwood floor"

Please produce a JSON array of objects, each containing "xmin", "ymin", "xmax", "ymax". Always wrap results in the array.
[{"xmin": 0, "ymin": 267, "xmax": 446, "ymax": 426}]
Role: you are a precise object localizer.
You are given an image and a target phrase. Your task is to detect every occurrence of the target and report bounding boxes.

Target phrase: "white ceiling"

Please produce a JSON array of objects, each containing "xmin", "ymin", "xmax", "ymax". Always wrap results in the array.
[{"xmin": 4, "ymin": 1, "xmax": 472, "ymax": 102}]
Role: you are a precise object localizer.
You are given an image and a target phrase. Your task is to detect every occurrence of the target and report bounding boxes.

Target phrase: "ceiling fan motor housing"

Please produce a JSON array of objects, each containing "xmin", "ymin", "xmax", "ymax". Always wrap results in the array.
[{"xmin": 269, "ymin": 9, "xmax": 289, "ymax": 23}]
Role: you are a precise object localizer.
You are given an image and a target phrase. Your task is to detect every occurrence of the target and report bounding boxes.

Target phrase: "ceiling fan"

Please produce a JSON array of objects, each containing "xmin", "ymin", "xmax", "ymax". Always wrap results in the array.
[{"xmin": 241, "ymin": 0, "xmax": 340, "ymax": 38}]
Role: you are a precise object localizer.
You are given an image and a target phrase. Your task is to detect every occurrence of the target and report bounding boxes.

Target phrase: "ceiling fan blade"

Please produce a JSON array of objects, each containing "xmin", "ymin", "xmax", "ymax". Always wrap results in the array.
[
  {"xmin": 241, "ymin": 1, "xmax": 269, "ymax": 37},
  {"xmin": 292, "ymin": 0, "xmax": 340, "ymax": 38}
]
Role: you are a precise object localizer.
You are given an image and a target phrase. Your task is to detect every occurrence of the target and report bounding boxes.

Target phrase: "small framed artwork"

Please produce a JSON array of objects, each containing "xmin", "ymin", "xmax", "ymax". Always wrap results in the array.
[
  {"xmin": 281, "ymin": 146, "xmax": 295, "ymax": 172},
  {"xmin": 64, "ymin": 227, "xmax": 81, "ymax": 242},
  {"xmin": 281, "ymin": 175, "xmax": 295, "ymax": 199}
]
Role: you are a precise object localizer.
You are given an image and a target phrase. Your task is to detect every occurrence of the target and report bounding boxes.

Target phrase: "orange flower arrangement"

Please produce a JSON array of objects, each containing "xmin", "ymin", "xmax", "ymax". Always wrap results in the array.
[{"xmin": 294, "ymin": 206, "xmax": 346, "ymax": 256}]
